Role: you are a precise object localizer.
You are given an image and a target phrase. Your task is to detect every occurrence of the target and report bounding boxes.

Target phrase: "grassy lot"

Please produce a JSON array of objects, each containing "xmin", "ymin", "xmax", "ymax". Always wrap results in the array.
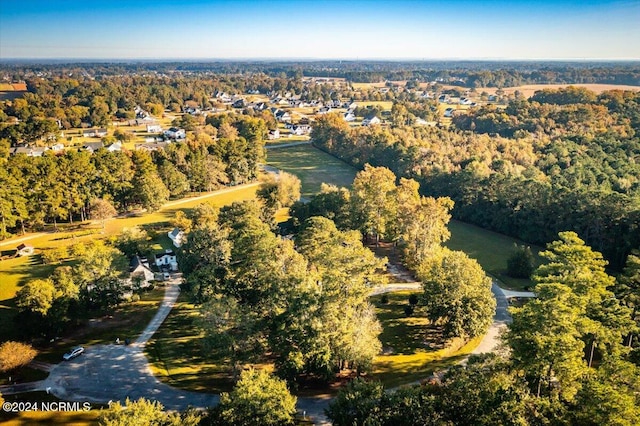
[
  {"xmin": 0, "ymin": 184, "xmax": 259, "ymax": 343},
  {"xmin": 446, "ymin": 220, "xmax": 543, "ymax": 290},
  {"xmin": 0, "ymin": 391, "xmax": 102, "ymax": 425},
  {"xmin": 145, "ymin": 293, "xmax": 235, "ymax": 393},
  {"xmin": 266, "ymin": 145, "xmax": 357, "ymax": 197},
  {"xmin": 371, "ymin": 291, "xmax": 480, "ymax": 388},
  {"xmin": 356, "ymin": 101, "xmax": 393, "ymax": 110}
]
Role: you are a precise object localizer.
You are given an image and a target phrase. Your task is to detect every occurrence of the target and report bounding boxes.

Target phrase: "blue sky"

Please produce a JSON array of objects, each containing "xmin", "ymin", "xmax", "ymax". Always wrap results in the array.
[{"xmin": 0, "ymin": 0, "xmax": 639, "ymax": 59}]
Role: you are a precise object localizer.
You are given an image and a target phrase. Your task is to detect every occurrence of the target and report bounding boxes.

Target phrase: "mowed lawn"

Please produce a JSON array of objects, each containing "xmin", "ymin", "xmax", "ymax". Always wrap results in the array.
[
  {"xmin": 145, "ymin": 294, "xmax": 237, "ymax": 393},
  {"xmin": 266, "ymin": 144, "xmax": 357, "ymax": 197},
  {"xmin": 371, "ymin": 291, "xmax": 481, "ymax": 388},
  {"xmin": 446, "ymin": 220, "xmax": 543, "ymax": 290}
]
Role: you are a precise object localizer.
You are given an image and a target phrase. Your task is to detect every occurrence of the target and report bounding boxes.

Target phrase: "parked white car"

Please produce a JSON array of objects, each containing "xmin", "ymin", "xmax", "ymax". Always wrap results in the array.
[{"xmin": 62, "ymin": 346, "xmax": 84, "ymax": 361}]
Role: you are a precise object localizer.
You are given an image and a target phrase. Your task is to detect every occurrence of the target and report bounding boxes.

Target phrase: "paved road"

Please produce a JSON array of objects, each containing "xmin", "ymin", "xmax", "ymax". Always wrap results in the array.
[{"xmin": 41, "ymin": 275, "xmax": 220, "ymax": 411}]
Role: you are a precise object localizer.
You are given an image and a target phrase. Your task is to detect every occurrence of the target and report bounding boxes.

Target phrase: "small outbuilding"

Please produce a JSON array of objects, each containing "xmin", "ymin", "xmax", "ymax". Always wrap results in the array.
[{"xmin": 16, "ymin": 244, "xmax": 35, "ymax": 257}]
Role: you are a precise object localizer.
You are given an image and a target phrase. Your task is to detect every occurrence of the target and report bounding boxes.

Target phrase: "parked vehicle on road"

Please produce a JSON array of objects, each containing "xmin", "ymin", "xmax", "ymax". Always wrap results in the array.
[{"xmin": 62, "ymin": 346, "xmax": 84, "ymax": 361}]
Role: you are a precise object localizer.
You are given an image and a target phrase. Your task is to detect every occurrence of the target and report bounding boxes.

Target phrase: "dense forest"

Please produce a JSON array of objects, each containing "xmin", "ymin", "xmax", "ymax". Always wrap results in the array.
[{"xmin": 312, "ymin": 87, "xmax": 640, "ymax": 269}]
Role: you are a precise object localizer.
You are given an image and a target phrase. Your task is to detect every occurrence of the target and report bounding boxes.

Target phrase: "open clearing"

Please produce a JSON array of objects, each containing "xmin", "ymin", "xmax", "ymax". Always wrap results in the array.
[
  {"xmin": 482, "ymin": 83, "xmax": 640, "ymax": 98},
  {"xmin": 446, "ymin": 220, "xmax": 543, "ymax": 290},
  {"xmin": 265, "ymin": 144, "xmax": 358, "ymax": 197},
  {"xmin": 371, "ymin": 290, "xmax": 481, "ymax": 388}
]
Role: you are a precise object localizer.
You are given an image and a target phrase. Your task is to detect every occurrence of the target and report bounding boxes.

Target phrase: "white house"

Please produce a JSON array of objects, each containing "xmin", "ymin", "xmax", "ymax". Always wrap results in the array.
[
  {"xmin": 167, "ymin": 227, "xmax": 185, "ymax": 248},
  {"xmin": 164, "ymin": 127, "xmax": 186, "ymax": 140},
  {"xmin": 267, "ymin": 129, "xmax": 281, "ymax": 140},
  {"xmin": 274, "ymin": 110, "xmax": 291, "ymax": 122},
  {"xmin": 107, "ymin": 141, "xmax": 122, "ymax": 152},
  {"xmin": 147, "ymin": 124, "xmax": 163, "ymax": 133},
  {"xmin": 343, "ymin": 112, "xmax": 356, "ymax": 122},
  {"xmin": 82, "ymin": 128, "xmax": 108, "ymax": 137},
  {"xmin": 155, "ymin": 250, "xmax": 178, "ymax": 271},
  {"xmin": 444, "ymin": 108, "xmax": 455, "ymax": 118},
  {"xmin": 16, "ymin": 244, "xmax": 34, "ymax": 257},
  {"xmin": 129, "ymin": 255, "xmax": 155, "ymax": 287},
  {"xmin": 362, "ymin": 116, "xmax": 381, "ymax": 126}
]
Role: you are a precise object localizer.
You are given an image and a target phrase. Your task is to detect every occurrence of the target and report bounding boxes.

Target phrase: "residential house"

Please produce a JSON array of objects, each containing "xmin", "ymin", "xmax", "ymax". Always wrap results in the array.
[
  {"xmin": 50, "ymin": 143, "xmax": 65, "ymax": 152},
  {"xmin": 155, "ymin": 249, "xmax": 178, "ymax": 271},
  {"xmin": 147, "ymin": 124, "xmax": 163, "ymax": 133},
  {"xmin": 106, "ymin": 141, "xmax": 122, "ymax": 152},
  {"xmin": 362, "ymin": 116, "xmax": 382, "ymax": 126},
  {"xmin": 10, "ymin": 146, "xmax": 48, "ymax": 157},
  {"xmin": 164, "ymin": 127, "xmax": 186, "ymax": 140},
  {"xmin": 268, "ymin": 129, "xmax": 281, "ymax": 140},
  {"xmin": 167, "ymin": 227, "xmax": 185, "ymax": 248},
  {"xmin": 275, "ymin": 110, "xmax": 292, "ymax": 123},
  {"xmin": 16, "ymin": 244, "xmax": 34, "ymax": 257},
  {"xmin": 343, "ymin": 111, "xmax": 356, "ymax": 122},
  {"xmin": 232, "ymin": 98, "xmax": 246, "ymax": 109},
  {"xmin": 82, "ymin": 142, "xmax": 104, "ymax": 153},
  {"xmin": 129, "ymin": 255, "xmax": 155, "ymax": 288},
  {"xmin": 253, "ymin": 102, "xmax": 268, "ymax": 112},
  {"xmin": 459, "ymin": 97, "xmax": 473, "ymax": 105},
  {"xmin": 289, "ymin": 124, "xmax": 311, "ymax": 136},
  {"xmin": 82, "ymin": 128, "xmax": 108, "ymax": 137},
  {"xmin": 444, "ymin": 108, "xmax": 455, "ymax": 118},
  {"xmin": 438, "ymin": 94, "xmax": 451, "ymax": 104},
  {"xmin": 415, "ymin": 118, "xmax": 437, "ymax": 127}
]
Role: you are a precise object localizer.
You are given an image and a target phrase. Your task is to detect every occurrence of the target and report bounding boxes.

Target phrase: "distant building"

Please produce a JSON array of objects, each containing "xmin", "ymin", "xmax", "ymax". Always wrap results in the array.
[
  {"xmin": 82, "ymin": 128, "xmax": 108, "ymax": 137},
  {"xmin": 16, "ymin": 244, "xmax": 34, "ymax": 257},
  {"xmin": 362, "ymin": 116, "xmax": 381, "ymax": 126},
  {"xmin": 167, "ymin": 228, "xmax": 185, "ymax": 248},
  {"xmin": 163, "ymin": 127, "xmax": 186, "ymax": 139},
  {"xmin": 267, "ymin": 129, "xmax": 281, "ymax": 140}
]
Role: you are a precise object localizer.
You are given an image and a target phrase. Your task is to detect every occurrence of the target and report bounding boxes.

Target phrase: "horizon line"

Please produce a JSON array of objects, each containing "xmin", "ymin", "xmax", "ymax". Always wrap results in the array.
[{"xmin": 1, "ymin": 57, "xmax": 640, "ymax": 63}]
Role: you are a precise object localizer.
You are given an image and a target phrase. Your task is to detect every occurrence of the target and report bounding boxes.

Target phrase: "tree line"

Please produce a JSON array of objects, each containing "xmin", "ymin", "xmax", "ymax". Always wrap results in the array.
[{"xmin": 0, "ymin": 115, "xmax": 266, "ymax": 239}]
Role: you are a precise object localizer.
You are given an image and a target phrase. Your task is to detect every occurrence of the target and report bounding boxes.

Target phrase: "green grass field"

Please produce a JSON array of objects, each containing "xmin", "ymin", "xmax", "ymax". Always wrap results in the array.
[
  {"xmin": 266, "ymin": 144, "xmax": 357, "ymax": 197},
  {"xmin": 445, "ymin": 220, "xmax": 543, "ymax": 290},
  {"xmin": 371, "ymin": 291, "xmax": 480, "ymax": 388}
]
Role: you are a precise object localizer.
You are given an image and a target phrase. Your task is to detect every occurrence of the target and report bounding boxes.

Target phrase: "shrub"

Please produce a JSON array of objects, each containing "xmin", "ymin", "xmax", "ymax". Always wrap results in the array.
[
  {"xmin": 409, "ymin": 294, "xmax": 419, "ymax": 306},
  {"xmin": 404, "ymin": 305, "xmax": 414, "ymax": 317},
  {"xmin": 0, "ymin": 341, "xmax": 37, "ymax": 372},
  {"xmin": 506, "ymin": 244, "xmax": 535, "ymax": 278},
  {"xmin": 380, "ymin": 294, "xmax": 389, "ymax": 304}
]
